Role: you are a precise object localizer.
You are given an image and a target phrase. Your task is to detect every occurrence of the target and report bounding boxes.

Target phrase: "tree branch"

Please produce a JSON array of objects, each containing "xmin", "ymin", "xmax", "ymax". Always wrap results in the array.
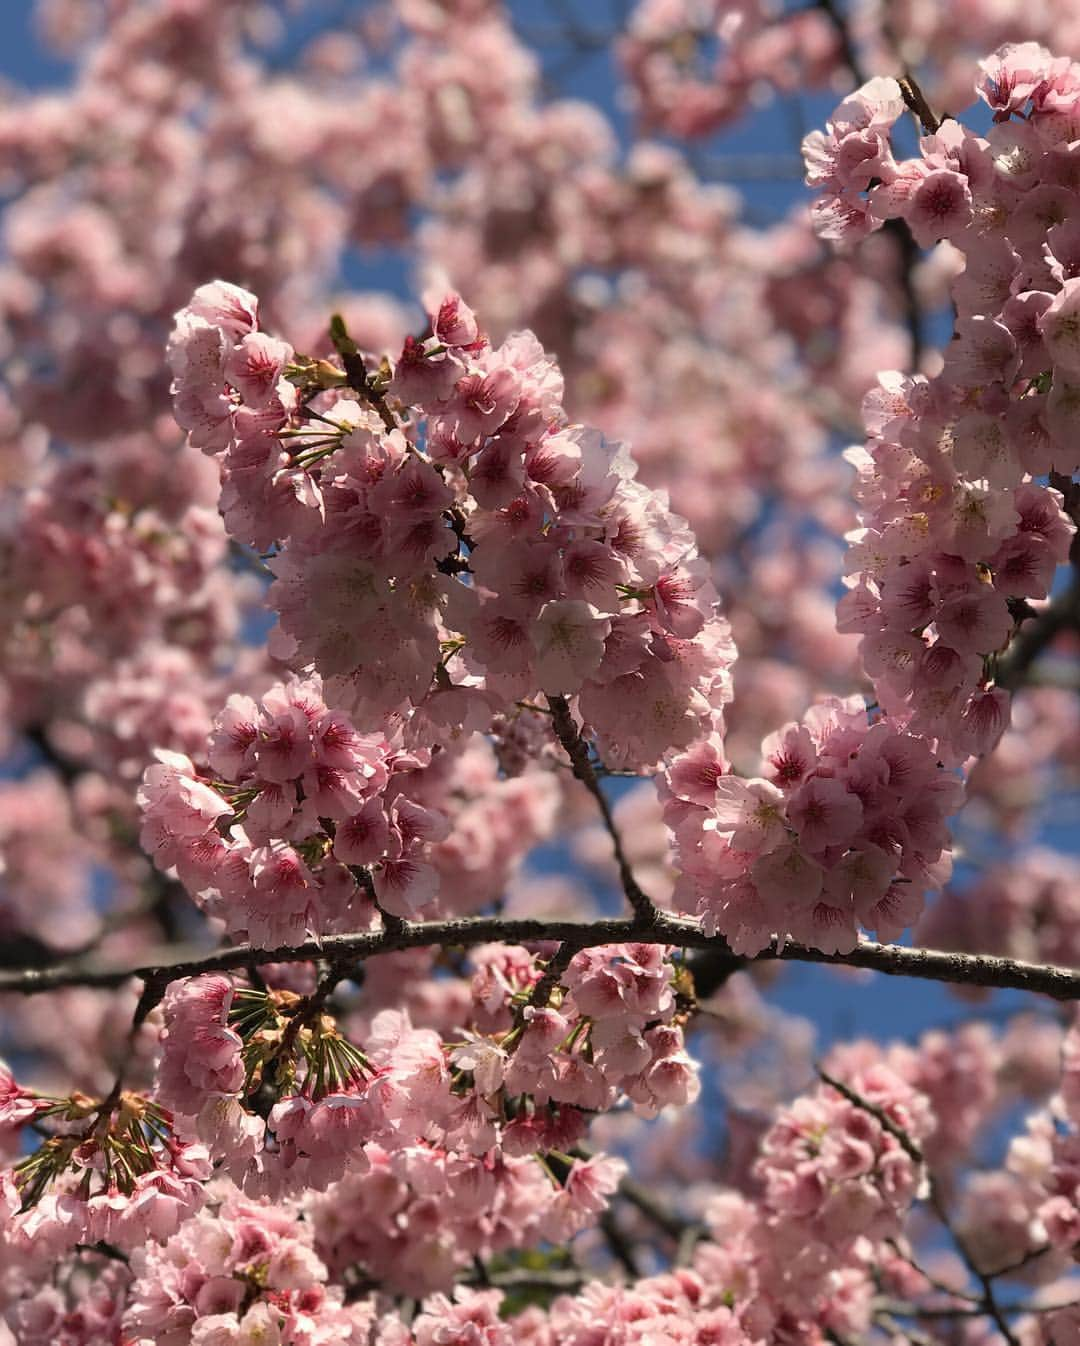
[
  {"xmin": 883, "ymin": 219, "xmax": 927, "ymax": 372},
  {"xmin": 463, "ymin": 1266, "xmax": 584, "ymax": 1294},
  {"xmin": 995, "ymin": 579, "xmax": 1080, "ymax": 689},
  {"xmin": 597, "ymin": 1209, "xmax": 641, "ymax": 1278},
  {"xmin": 546, "ymin": 694, "xmax": 659, "ymax": 925},
  {"xmin": 3, "ymin": 915, "xmax": 1080, "ymax": 1001}
]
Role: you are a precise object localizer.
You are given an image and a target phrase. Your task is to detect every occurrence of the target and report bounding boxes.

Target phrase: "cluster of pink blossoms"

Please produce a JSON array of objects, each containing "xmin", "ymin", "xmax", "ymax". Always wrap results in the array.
[
  {"xmin": 306, "ymin": 1141, "xmax": 575, "ymax": 1297},
  {"xmin": 1, "ymin": 1253, "xmax": 129, "ymax": 1346},
  {"xmin": 0, "ymin": 1065, "xmax": 210, "ymax": 1265},
  {"xmin": 504, "ymin": 1055, "xmax": 935, "ymax": 1344},
  {"xmin": 138, "ymin": 674, "xmax": 451, "ymax": 932},
  {"xmin": 0, "ymin": 772, "xmax": 98, "ymax": 954},
  {"xmin": 920, "ymin": 849, "xmax": 1080, "ymax": 974},
  {"xmin": 616, "ymin": 0, "xmax": 1080, "ymax": 147},
  {"xmin": 399, "ymin": 732, "xmax": 561, "ymax": 918},
  {"xmin": 465, "ymin": 940, "xmax": 700, "ymax": 1129},
  {"xmin": 514, "ymin": 1266, "xmax": 762, "ymax": 1345},
  {"xmin": 138, "ymin": 673, "xmax": 564, "ymax": 946},
  {"xmin": 157, "ymin": 979, "xmax": 462, "ymax": 1195},
  {"xmin": 9, "ymin": 446, "xmax": 229, "ymax": 666},
  {"xmin": 806, "ymin": 46, "xmax": 1079, "ymax": 763},
  {"xmin": 6, "ymin": 7, "xmax": 1080, "ymax": 1341},
  {"xmin": 664, "ymin": 696, "xmax": 963, "ymax": 953},
  {"xmin": 754, "ymin": 1059, "xmax": 933, "ymax": 1278},
  {"xmin": 153, "ymin": 937, "xmax": 691, "ymax": 1198},
  {"xmin": 121, "ymin": 1189, "xmax": 376, "ymax": 1344},
  {"xmin": 167, "ymin": 280, "xmax": 735, "ymax": 767}
]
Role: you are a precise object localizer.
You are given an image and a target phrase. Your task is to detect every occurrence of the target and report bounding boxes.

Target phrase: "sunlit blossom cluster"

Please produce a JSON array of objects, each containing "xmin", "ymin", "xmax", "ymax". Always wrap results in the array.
[
  {"xmin": 168, "ymin": 280, "xmax": 736, "ymax": 767},
  {"xmin": 806, "ymin": 50, "xmax": 1080, "ymax": 762},
  {"xmin": 664, "ymin": 697, "xmax": 962, "ymax": 953}
]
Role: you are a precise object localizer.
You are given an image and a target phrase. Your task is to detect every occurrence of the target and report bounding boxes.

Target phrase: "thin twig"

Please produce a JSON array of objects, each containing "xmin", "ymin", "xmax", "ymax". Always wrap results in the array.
[
  {"xmin": 572, "ymin": 1142, "xmax": 691, "ymax": 1243},
  {"xmin": 885, "ymin": 1239, "xmax": 980, "ymax": 1306},
  {"xmin": 812, "ymin": 0, "xmax": 930, "ymax": 370},
  {"xmin": 463, "ymin": 1266, "xmax": 584, "ymax": 1293},
  {"xmin": 329, "ymin": 313, "xmax": 397, "ymax": 433},
  {"xmin": 880, "ymin": 1296, "xmax": 1080, "ymax": 1320},
  {"xmin": 506, "ymin": 941, "xmax": 578, "ymax": 1057},
  {"xmin": 819, "ymin": 1068, "xmax": 924, "ymax": 1165},
  {"xmin": 898, "ymin": 74, "xmax": 943, "ymax": 135},
  {"xmin": 872, "ymin": 1311, "xmax": 938, "ymax": 1346},
  {"xmin": 884, "ymin": 218, "xmax": 926, "ymax": 370},
  {"xmin": 546, "ymin": 694, "xmax": 659, "ymax": 925},
  {"xmin": 823, "ymin": 1071, "xmax": 1020, "ymax": 1344},
  {"xmin": 277, "ymin": 959, "xmax": 348, "ymax": 1060}
]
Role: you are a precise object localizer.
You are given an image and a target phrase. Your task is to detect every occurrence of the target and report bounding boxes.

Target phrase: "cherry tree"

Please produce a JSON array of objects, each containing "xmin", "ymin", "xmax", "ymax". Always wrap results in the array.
[{"xmin": 3, "ymin": 2, "xmax": 1080, "ymax": 1343}]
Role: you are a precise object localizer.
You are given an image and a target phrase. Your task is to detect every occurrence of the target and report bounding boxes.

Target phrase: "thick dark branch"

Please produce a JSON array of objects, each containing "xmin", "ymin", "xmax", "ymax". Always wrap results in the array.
[
  {"xmin": 688, "ymin": 946, "xmax": 746, "ymax": 999},
  {"xmin": 277, "ymin": 959, "xmax": 350, "ymax": 1060},
  {"xmin": 546, "ymin": 694, "xmax": 659, "ymax": 924},
  {"xmin": 526, "ymin": 942, "xmax": 577, "ymax": 1011},
  {"xmin": 3, "ymin": 915, "xmax": 1080, "ymax": 1002},
  {"xmin": 24, "ymin": 723, "xmax": 81, "ymax": 785},
  {"xmin": 616, "ymin": 1173, "xmax": 697, "ymax": 1246},
  {"xmin": 598, "ymin": 1209, "xmax": 640, "ymax": 1278}
]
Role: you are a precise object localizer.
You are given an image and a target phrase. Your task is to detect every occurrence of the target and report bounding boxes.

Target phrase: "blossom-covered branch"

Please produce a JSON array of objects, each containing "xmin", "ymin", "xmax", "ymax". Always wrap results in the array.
[
  {"xmin": 4, "ymin": 917, "xmax": 1080, "ymax": 1001},
  {"xmin": 5, "ymin": 9, "xmax": 1080, "ymax": 1342}
]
